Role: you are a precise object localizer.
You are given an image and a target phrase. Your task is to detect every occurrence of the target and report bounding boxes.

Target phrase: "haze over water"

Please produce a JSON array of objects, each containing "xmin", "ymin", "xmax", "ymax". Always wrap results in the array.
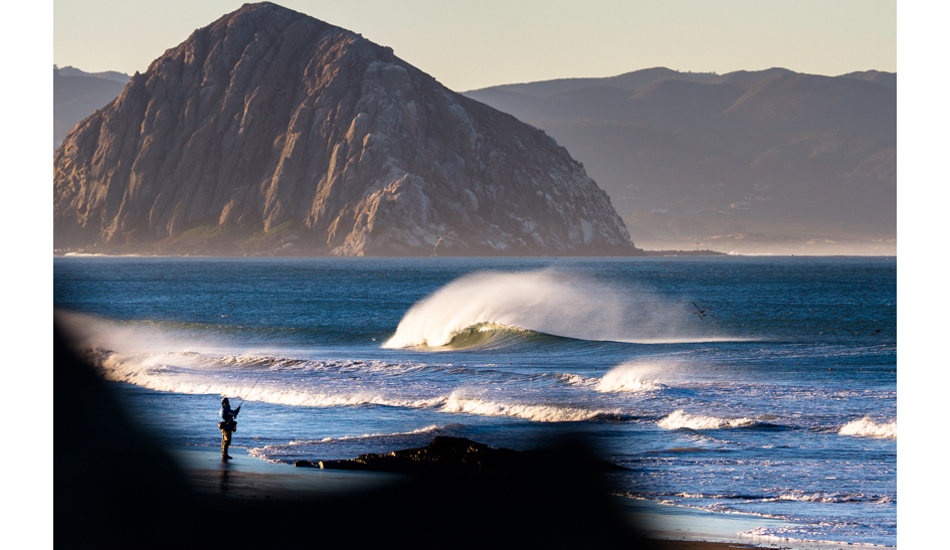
[{"xmin": 54, "ymin": 255, "xmax": 896, "ymax": 547}]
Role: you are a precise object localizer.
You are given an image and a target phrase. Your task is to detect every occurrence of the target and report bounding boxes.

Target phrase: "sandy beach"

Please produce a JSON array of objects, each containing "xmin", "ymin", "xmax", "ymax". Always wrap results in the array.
[{"xmin": 173, "ymin": 445, "xmax": 827, "ymax": 550}]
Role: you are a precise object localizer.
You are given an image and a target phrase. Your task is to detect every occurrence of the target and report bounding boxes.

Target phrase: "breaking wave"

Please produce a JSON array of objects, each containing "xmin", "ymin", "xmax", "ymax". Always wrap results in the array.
[
  {"xmin": 657, "ymin": 410, "xmax": 756, "ymax": 430},
  {"xmin": 74, "ymin": 340, "xmax": 628, "ymax": 424},
  {"xmin": 383, "ymin": 269, "xmax": 748, "ymax": 349},
  {"xmin": 440, "ymin": 392, "xmax": 624, "ymax": 422},
  {"xmin": 92, "ymin": 351, "xmax": 620, "ymax": 422},
  {"xmin": 596, "ymin": 362, "xmax": 667, "ymax": 393},
  {"xmin": 96, "ymin": 351, "xmax": 446, "ymax": 409}
]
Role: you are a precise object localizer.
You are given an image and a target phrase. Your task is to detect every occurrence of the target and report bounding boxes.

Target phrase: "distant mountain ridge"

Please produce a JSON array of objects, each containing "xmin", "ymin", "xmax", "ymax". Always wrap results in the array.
[
  {"xmin": 53, "ymin": 14, "xmax": 895, "ymax": 255},
  {"xmin": 465, "ymin": 67, "xmax": 896, "ymax": 254},
  {"xmin": 54, "ymin": 2, "xmax": 638, "ymax": 257},
  {"xmin": 471, "ymin": 66, "xmax": 895, "ymax": 98},
  {"xmin": 55, "ymin": 65, "xmax": 132, "ymax": 84},
  {"xmin": 54, "ymin": 66, "xmax": 131, "ymax": 148}
]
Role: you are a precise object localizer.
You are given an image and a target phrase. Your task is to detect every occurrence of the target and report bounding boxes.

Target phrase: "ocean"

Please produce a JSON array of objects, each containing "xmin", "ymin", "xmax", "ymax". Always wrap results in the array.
[{"xmin": 53, "ymin": 255, "xmax": 896, "ymax": 547}]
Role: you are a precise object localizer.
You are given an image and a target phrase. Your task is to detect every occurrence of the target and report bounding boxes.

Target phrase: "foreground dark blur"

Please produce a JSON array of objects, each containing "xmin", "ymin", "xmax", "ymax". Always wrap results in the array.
[{"xmin": 55, "ymin": 323, "xmax": 660, "ymax": 549}]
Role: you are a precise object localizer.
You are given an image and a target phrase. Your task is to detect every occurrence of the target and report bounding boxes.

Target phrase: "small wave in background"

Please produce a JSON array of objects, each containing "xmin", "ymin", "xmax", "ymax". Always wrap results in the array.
[
  {"xmin": 657, "ymin": 410, "xmax": 757, "ymax": 430},
  {"xmin": 440, "ymin": 392, "xmax": 623, "ymax": 422},
  {"xmin": 596, "ymin": 361, "xmax": 668, "ymax": 393},
  {"xmin": 838, "ymin": 416, "xmax": 897, "ymax": 438}
]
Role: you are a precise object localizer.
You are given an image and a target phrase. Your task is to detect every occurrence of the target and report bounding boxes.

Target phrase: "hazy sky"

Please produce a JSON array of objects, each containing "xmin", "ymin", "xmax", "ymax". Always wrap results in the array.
[{"xmin": 54, "ymin": 0, "xmax": 896, "ymax": 91}]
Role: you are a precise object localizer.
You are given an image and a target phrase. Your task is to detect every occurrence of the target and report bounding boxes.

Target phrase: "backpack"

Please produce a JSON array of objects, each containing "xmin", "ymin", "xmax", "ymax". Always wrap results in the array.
[{"xmin": 218, "ymin": 420, "xmax": 237, "ymax": 432}]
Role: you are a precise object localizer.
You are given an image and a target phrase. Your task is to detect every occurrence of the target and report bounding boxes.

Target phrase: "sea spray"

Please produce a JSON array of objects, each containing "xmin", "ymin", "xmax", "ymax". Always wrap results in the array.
[
  {"xmin": 596, "ymin": 361, "xmax": 667, "ymax": 393},
  {"xmin": 56, "ymin": 310, "xmax": 244, "ymax": 358}
]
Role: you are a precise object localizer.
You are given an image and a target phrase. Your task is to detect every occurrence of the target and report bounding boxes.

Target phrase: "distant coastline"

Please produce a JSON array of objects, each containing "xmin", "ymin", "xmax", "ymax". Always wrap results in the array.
[
  {"xmin": 642, "ymin": 249, "xmax": 727, "ymax": 256},
  {"xmin": 54, "ymin": 248, "xmax": 726, "ymax": 258}
]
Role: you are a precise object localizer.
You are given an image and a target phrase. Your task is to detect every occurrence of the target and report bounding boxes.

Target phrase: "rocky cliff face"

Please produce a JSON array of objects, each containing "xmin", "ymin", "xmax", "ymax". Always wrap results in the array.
[{"xmin": 54, "ymin": 2, "xmax": 638, "ymax": 256}]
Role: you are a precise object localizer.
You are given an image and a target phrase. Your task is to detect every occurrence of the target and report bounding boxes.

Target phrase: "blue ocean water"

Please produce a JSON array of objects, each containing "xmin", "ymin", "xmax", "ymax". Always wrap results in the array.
[{"xmin": 53, "ymin": 255, "xmax": 896, "ymax": 547}]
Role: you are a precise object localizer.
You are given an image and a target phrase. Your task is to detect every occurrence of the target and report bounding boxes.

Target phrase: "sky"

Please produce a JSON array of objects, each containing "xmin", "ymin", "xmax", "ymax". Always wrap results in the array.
[{"xmin": 53, "ymin": 0, "xmax": 897, "ymax": 92}]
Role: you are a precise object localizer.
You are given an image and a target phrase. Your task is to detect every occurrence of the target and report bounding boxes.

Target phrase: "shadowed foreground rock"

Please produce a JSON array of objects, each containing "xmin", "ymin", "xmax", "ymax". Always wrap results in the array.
[
  {"xmin": 304, "ymin": 435, "xmax": 629, "ymax": 474},
  {"xmin": 55, "ymin": 323, "xmax": 659, "ymax": 549},
  {"xmin": 54, "ymin": 2, "xmax": 639, "ymax": 257}
]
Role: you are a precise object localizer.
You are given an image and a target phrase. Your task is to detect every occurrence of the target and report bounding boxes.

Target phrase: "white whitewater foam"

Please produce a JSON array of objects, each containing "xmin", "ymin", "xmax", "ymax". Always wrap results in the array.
[
  {"xmin": 839, "ymin": 417, "xmax": 897, "ymax": 438},
  {"xmin": 768, "ymin": 492, "xmax": 876, "ymax": 504},
  {"xmin": 440, "ymin": 392, "xmax": 616, "ymax": 422},
  {"xmin": 92, "ymin": 348, "xmax": 447, "ymax": 409},
  {"xmin": 740, "ymin": 526, "xmax": 890, "ymax": 548},
  {"xmin": 383, "ymin": 269, "xmax": 744, "ymax": 348},
  {"xmin": 89, "ymin": 345, "xmax": 614, "ymax": 423},
  {"xmin": 658, "ymin": 409, "xmax": 755, "ymax": 430}
]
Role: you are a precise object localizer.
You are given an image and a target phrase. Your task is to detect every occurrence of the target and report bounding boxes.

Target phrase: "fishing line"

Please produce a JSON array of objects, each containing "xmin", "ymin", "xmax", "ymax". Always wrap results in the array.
[{"xmin": 237, "ymin": 369, "xmax": 267, "ymax": 407}]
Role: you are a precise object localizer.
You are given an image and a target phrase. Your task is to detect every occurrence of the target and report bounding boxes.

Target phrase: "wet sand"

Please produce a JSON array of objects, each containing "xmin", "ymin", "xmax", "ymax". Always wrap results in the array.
[{"xmin": 174, "ymin": 446, "xmax": 803, "ymax": 550}]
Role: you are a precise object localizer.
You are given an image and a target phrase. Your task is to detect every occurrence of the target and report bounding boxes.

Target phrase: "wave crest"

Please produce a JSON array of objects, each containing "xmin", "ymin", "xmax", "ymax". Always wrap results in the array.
[
  {"xmin": 440, "ymin": 392, "xmax": 620, "ymax": 422},
  {"xmin": 839, "ymin": 417, "xmax": 897, "ymax": 438},
  {"xmin": 596, "ymin": 362, "xmax": 666, "ymax": 393},
  {"xmin": 658, "ymin": 409, "xmax": 756, "ymax": 430},
  {"xmin": 383, "ymin": 269, "xmax": 745, "ymax": 349},
  {"xmin": 426, "ymin": 322, "xmax": 547, "ymax": 350}
]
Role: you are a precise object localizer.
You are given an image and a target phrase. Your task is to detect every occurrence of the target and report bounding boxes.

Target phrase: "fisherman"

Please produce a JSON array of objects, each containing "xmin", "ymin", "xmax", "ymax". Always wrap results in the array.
[{"xmin": 218, "ymin": 397, "xmax": 241, "ymax": 460}]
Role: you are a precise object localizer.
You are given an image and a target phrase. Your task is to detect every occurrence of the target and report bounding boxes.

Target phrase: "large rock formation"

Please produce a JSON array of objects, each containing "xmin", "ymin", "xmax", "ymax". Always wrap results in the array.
[{"xmin": 54, "ymin": 2, "xmax": 639, "ymax": 256}]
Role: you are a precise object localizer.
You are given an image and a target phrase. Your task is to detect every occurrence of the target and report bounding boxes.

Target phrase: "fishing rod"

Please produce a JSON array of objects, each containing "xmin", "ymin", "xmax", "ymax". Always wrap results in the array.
[{"xmin": 236, "ymin": 369, "xmax": 267, "ymax": 408}]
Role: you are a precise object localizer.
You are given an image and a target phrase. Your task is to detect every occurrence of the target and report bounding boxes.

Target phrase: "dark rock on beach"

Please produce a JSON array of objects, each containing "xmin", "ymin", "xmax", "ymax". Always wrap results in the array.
[
  {"xmin": 315, "ymin": 435, "xmax": 629, "ymax": 474},
  {"xmin": 54, "ymin": 2, "xmax": 640, "ymax": 257}
]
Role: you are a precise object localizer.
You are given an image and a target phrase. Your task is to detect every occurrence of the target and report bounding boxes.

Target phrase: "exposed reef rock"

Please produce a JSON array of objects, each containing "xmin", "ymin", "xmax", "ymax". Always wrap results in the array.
[
  {"xmin": 54, "ymin": 2, "xmax": 640, "ymax": 256},
  {"xmin": 299, "ymin": 436, "xmax": 628, "ymax": 474}
]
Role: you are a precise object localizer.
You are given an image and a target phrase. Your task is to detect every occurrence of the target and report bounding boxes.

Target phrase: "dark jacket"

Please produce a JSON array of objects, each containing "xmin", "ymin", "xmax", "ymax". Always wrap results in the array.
[{"xmin": 219, "ymin": 403, "xmax": 239, "ymax": 430}]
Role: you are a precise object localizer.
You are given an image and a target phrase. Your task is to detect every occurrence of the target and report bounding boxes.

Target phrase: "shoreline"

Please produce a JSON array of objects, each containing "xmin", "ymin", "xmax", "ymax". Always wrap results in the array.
[
  {"xmin": 173, "ymin": 445, "xmax": 865, "ymax": 550},
  {"xmin": 55, "ymin": 323, "xmax": 894, "ymax": 549}
]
